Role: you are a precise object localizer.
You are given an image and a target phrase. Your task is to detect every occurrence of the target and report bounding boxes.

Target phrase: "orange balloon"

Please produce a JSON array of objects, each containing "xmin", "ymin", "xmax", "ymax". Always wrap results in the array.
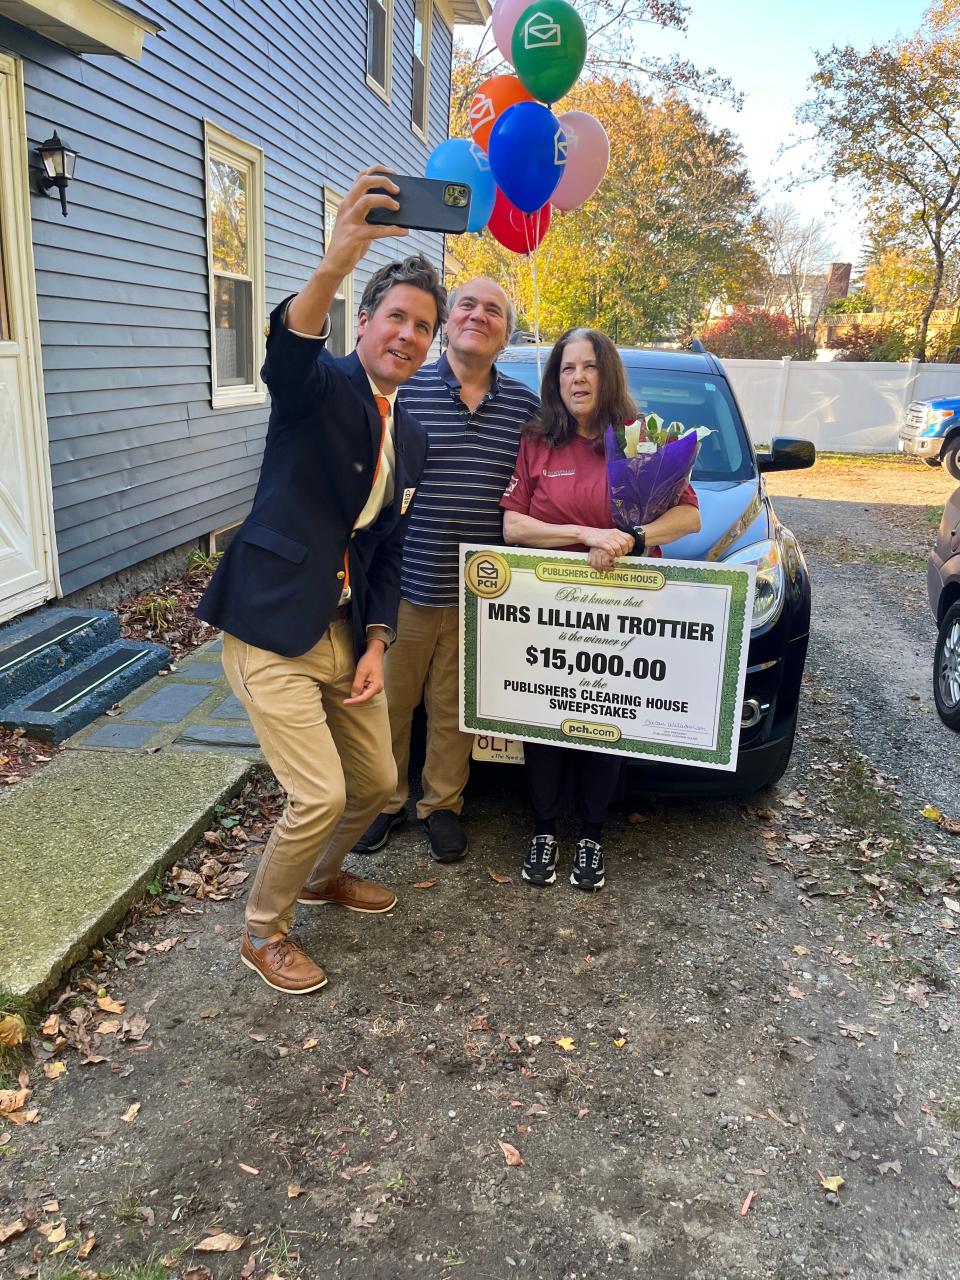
[{"xmin": 468, "ymin": 75, "xmax": 536, "ymax": 151}]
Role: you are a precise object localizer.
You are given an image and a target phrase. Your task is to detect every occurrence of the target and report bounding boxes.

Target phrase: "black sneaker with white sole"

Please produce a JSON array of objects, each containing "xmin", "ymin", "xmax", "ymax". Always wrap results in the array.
[
  {"xmin": 352, "ymin": 809, "xmax": 407, "ymax": 854},
  {"xmin": 570, "ymin": 838, "xmax": 605, "ymax": 890},
  {"xmin": 522, "ymin": 835, "xmax": 558, "ymax": 887}
]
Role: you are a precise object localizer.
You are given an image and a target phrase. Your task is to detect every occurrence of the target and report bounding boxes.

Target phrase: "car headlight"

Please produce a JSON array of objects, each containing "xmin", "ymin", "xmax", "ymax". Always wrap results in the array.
[
  {"xmin": 927, "ymin": 408, "xmax": 955, "ymax": 431},
  {"xmin": 723, "ymin": 539, "xmax": 785, "ymax": 630}
]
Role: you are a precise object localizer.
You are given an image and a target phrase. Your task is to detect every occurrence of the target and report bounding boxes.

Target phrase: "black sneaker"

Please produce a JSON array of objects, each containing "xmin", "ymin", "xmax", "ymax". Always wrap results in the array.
[
  {"xmin": 570, "ymin": 838, "xmax": 605, "ymax": 890},
  {"xmin": 353, "ymin": 809, "xmax": 406, "ymax": 854},
  {"xmin": 522, "ymin": 835, "xmax": 558, "ymax": 887},
  {"xmin": 423, "ymin": 810, "xmax": 468, "ymax": 863}
]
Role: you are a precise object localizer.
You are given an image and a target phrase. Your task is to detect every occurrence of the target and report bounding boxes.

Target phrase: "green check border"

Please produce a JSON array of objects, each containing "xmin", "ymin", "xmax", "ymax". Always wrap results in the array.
[{"xmin": 462, "ymin": 549, "xmax": 750, "ymax": 767}]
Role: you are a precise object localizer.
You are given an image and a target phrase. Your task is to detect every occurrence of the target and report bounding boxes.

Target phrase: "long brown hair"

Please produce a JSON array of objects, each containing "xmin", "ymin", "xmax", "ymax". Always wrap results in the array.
[{"xmin": 526, "ymin": 328, "xmax": 636, "ymax": 453}]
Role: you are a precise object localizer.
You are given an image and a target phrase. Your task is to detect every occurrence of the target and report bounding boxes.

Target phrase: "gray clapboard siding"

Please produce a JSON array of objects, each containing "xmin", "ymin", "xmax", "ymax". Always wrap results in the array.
[{"xmin": 2, "ymin": 0, "xmax": 453, "ymax": 595}]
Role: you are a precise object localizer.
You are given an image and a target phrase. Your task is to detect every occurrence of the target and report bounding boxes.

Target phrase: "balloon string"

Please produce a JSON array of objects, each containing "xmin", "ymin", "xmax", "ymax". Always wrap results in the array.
[{"xmin": 531, "ymin": 219, "xmax": 542, "ymax": 384}]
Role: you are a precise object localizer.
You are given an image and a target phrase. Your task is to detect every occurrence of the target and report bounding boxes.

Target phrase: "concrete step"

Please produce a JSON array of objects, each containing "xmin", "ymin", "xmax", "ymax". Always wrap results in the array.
[
  {"xmin": 1, "ymin": 638, "xmax": 170, "ymax": 743},
  {"xmin": 0, "ymin": 607, "xmax": 119, "ymax": 704},
  {"xmin": 0, "ymin": 748, "xmax": 254, "ymax": 1000}
]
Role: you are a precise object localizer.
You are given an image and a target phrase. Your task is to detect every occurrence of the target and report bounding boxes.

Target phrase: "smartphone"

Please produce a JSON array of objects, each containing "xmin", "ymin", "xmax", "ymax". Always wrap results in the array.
[{"xmin": 366, "ymin": 175, "xmax": 472, "ymax": 234}]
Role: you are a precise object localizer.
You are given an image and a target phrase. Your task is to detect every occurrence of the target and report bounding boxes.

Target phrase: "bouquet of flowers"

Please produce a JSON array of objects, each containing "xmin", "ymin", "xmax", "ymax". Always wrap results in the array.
[{"xmin": 604, "ymin": 413, "xmax": 710, "ymax": 531}]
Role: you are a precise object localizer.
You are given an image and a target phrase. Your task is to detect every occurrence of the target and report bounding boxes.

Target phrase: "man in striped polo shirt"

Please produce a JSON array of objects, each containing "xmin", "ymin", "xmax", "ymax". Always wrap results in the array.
[{"xmin": 353, "ymin": 278, "xmax": 540, "ymax": 862}]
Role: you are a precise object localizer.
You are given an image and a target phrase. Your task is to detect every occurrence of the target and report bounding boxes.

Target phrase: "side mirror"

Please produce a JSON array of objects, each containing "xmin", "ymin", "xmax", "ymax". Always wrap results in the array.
[{"xmin": 757, "ymin": 437, "xmax": 816, "ymax": 473}]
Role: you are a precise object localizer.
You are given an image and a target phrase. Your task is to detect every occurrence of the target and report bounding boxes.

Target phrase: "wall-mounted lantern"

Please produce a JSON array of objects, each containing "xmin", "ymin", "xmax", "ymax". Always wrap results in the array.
[{"xmin": 37, "ymin": 132, "xmax": 78, "ymax": 217}]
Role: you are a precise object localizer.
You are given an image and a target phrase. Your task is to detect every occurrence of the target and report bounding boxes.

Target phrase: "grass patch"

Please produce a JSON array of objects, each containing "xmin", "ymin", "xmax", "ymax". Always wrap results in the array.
[
  {"xmin": 923, "ymin": 505, "xmax": 945, "ymax": 526},
  {"xmin": 42, "ymin": 1262, "xmax": 168, "ymax": 1280},
  {"xmin": 861, "ymin": 548, "xmax": 929, "ymax": 571}
]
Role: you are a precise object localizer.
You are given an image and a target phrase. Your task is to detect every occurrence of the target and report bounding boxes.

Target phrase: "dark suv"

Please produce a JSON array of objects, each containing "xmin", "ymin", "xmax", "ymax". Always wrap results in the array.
[
  {"xmin": 498, "ymin": 344, "xmax": 816, "ymax": 795},
  {"xmin": 928, "ymin": 483, "xmax": 960, "ymax": 730}
]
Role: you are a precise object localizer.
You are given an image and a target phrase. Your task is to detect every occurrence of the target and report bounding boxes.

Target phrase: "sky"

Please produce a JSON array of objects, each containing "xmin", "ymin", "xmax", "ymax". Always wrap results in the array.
[{"xmin": 458, "ymin": 0, "xmax": 931, "ymax": 271}]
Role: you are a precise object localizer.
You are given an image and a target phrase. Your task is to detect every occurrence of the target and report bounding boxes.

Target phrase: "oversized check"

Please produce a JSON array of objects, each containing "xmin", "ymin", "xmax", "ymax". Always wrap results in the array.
[{"xmin": 460, "ymin": 546, "xmax": 756, "ymax": 771}]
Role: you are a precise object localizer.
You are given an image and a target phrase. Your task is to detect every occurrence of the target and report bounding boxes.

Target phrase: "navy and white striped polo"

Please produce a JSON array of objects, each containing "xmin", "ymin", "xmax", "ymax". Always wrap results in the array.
[{"xmin": 397, "ymin": 352, "xmax": 540, "ymax": 606}]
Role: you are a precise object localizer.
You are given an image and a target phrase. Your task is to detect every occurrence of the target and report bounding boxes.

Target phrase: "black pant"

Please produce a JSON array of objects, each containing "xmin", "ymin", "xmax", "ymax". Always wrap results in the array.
[{"xmin": 524, "ymin": 741, "xmax": 623, "ymax": 831}]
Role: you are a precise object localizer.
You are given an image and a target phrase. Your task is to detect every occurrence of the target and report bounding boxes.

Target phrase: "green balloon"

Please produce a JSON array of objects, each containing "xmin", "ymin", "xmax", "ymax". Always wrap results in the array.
[{"xmin": 511, "ymin": 0, "xmax": 587, "ymax": 104}]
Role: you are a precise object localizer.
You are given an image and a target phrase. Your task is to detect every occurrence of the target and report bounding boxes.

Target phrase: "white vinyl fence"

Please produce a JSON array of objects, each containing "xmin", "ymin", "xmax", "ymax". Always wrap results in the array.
[{"xmin": 722, "ymin": 358, "xmax": 960, "ymax": 452}]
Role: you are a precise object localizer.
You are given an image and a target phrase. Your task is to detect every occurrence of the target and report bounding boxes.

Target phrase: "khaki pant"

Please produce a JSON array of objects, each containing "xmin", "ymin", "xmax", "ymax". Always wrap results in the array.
[
  {"xmin": 222, "ymin": 624, "xmax": 396, "ymax": 938},
  {"xmin": 384, "ymin": 599, "xmax": 474, "ymax": 820}
]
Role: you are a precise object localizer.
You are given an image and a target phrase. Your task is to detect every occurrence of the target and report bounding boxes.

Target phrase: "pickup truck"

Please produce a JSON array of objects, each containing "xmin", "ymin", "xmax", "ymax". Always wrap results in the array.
[{"xmin": 899, "ymin": 397, "xmax": 960, "ymax": 480}]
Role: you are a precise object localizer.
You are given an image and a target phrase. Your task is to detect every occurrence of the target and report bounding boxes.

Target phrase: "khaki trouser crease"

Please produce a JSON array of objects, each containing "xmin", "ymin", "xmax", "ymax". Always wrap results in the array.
[{"xmin": 222, "ymin": 624, "xmax": 396, "ymax": 939}]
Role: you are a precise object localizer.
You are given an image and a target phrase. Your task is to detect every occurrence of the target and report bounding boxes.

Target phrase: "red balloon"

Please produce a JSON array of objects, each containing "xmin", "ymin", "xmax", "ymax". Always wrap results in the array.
[
  {"xmin": 468, "ymin": 75, "xmax": 535, "ymax": 151},
  {"xmin": 487, "ymin": 188, "xmax": 551, "ymax": 255}
]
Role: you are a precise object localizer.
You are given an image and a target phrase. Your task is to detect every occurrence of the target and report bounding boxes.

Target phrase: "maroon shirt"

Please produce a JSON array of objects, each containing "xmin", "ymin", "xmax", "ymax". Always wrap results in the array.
[{"xmin": 500, "ymin": 432, "xmax": 698, "ymax": 555}]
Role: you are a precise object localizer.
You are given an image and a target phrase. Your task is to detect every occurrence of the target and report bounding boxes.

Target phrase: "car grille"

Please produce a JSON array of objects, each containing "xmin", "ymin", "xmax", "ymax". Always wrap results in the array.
[{"xmin": 905, "ymin": 402, "xmax": 927, "ymax": 434}]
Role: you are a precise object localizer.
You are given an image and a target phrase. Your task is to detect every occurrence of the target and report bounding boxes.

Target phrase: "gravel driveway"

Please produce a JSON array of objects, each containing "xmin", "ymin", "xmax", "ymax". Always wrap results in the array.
[{"xmin": 1, "ymin": 457, "xmax": 958, "ymax": 1280}]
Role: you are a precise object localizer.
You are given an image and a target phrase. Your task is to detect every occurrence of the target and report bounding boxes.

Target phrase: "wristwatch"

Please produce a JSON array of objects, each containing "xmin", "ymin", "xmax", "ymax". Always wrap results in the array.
[{"xmin": 632, "ymin": 525, "xmax": 647, "ymax": 555}]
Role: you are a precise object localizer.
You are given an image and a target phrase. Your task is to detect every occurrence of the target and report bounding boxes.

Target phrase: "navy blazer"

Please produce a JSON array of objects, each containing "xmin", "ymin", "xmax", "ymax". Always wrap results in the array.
[{"xmin": 197, "ymin": 298, "xmax": 429, "ymax": 660}]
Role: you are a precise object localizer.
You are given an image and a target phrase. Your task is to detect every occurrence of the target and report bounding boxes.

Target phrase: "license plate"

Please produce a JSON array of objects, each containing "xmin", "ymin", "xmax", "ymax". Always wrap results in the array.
[{"xmin": 472, "ymin": 734, "xmax": 525, "ymax": 764}]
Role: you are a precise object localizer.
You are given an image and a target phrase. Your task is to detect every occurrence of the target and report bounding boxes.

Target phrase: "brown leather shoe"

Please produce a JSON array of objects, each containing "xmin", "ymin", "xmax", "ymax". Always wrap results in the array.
[
  {"xmin": 297, "ymin": 871, "xmax": 397, "ymax": 914},
  {"xmin": 240, "ymin": 932, "xmax": 328, "ymax": 993}
]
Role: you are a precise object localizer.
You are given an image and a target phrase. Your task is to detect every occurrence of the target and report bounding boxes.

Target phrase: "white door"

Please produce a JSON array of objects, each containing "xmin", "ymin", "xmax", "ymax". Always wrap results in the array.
[{"xmin": 0, "ymin": 53, "xmax": 56, "ymax": 622}]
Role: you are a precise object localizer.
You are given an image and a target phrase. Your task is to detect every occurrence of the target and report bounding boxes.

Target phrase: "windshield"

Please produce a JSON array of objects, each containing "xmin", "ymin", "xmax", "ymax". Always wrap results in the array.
[{"xmin": 500, "ymin": 360, "xmax": 755, "ymax": 483}]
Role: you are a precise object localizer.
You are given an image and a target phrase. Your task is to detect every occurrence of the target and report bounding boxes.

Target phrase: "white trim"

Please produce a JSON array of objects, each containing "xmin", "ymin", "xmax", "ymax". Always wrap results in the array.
[
  {"xmin": 0, "ymin": 0, "xmax": 159, "ymax": 59},
  {"xmin": 365, "ymin": 0, "xmax": 394, "ymax": 103},
  {"xmin": 411, "ymin": 0, "xmax": 433, "ymax": 143},
  {"xmin": 433, "ymin": 0, "xmax": 490, "ymax": 27},
  {"xmin": 203, "ymin": 120, "xmax": 266, "ymax": 410},
  {"xmin": 323, "ymin": 186, "xmax": 355, "ymax": 356},
  {"xmin": 0, "ymin": 51, "xmax": 59, "ymax": 614}
]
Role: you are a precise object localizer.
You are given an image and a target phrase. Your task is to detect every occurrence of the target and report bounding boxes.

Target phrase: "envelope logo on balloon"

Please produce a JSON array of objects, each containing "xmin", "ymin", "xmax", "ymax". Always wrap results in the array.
[
  {"xmin": 469, "ymin": 94, "xmax": 496, "ymax": 129},
  {"xmin": 523, "ymin": 12, "xmax": 562, "ymax": 48},
  {"xmin": 554, "ymin": 129, "xmax": 568, "ymax": 166},
  {"xmin": 469, "ymin": 143, "xmax": 491, "ymax": 170}
]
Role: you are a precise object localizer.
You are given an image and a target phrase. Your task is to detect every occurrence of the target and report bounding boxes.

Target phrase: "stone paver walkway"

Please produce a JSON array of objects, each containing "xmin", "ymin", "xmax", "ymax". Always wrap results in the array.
[{"xmin": 67, "ymin": 637, "xmax": 260, "ymax": 758}]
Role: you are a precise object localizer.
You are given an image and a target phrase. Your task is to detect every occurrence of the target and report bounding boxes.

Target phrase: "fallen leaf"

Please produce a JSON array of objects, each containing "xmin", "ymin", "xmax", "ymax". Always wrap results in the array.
[
  {"xmin": 613, "ymin": 1037, "xmax": 626, "ymax": 1048},
  {"xmin": 905, "ymin": 980, "xmax": 930, "ymax": 1010},
  {"xmin": 42, "ymin": 1062, "xmax": 66, "ymax": 1080},
  {"xmin": 96, "ymin": 995, "xmax": 125, "ymax": 1015},
  {"xmin": 554, "ymin": 1037, "xmax": 576, "ymax": 1053},
  {"xmin": 197, "ymin": 1007, "xmax": 220, "ymax": 1019},
  {"xmin": 121, "ymin": 1102, "xmax": 141, "ymax": 1123},
  {"xmin": 487, "ymin": 869, "xmax": 512, "ymax": 884},
  {"xmin": 412, "ymin": 880, "xmax": 437, "ymax": 890},
  {"xmin": 946, "ymin": 1169, "xmax": 960, "ymax": 1190},
  {"xmin": 791, "ymin": 945, "xmax": 810, "ymax": 956},
  {"xmin": 77, "ymin": 1235, "xmax": 96, "ymax": 1258},
  {"xmin": 153, "ymin": 938, "xmax": 179, "ymax": 953},
  {"xmin": 921, "ymin": 805, "xmax": 942, "ymax": 822},
  {"xmin": 238, "ymin": 1162, "xmax": 259, "ymax": 1175},
  {"xmin": 287, "ymin": 1184, "xmax": 304, "ymax": 1198},
  {"xmin": 97, "ymin": 1019, "xmax": 120, "ymax": 1035},
  {"xmin": 195, "ymin": 1232, "xmax": 247, "ymax": 1252},
  {"xmin": 348, "ymin": 1209, "xmax": 379, "ymax": 1228},
  {"xmin": 0, "ymin": 1219, "xmax": 28, "ymax": 1243},
  {"xmin": 0, "ymin": 1015, "xmax": 26, "ymax": 1047},
  {"xmin": 0, "ymin": 1088, "xmax": 29, "ymax": 1115},
  {"xmin": 302, "ymin": 1037, "xmax": 318, "ymax": 1051},
  {"xmin": 40, "ymin": 1014, "xmax": 60, "ymax": 1036},
  {"xmin": 740, "ymin": 1189, "xmax": 756, "ymax": 1216},
  {"xmin": 817, "ymin": 1171, "xmax": 844, "ymax": 1193},
  {"xmin": 184, "ymin": 1269, "xmax": 214, "ymax": 1280},
  {"xmin": 42, "ymin": 1200, "xmax": 59, "ymax": 1213},
  {"xmin": 498, "ymin": 1140, "xmax": 524, "ymax": 1167},
  {"xmin": 877, "ymin": 1160, "xmax": 902, "ymax": 1176},
  {"xmin": 787, "ymin": 985, "xmax": 806, "ymax": 1000},
  {"xmin": 46, "ymin": 1222, "xmax": 66, "ymax": 1243}
]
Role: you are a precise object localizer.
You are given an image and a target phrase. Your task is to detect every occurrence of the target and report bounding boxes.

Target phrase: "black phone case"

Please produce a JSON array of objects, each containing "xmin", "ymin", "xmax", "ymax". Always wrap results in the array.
[{"xmin": 367, "ymin": 176, "xmax": 472, "ymax": 234}]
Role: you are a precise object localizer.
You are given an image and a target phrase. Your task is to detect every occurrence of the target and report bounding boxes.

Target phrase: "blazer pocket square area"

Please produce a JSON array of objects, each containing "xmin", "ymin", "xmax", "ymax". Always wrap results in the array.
[{"xmin": 401, "ymin": 487, "xmax": 417, "ymax": 515}]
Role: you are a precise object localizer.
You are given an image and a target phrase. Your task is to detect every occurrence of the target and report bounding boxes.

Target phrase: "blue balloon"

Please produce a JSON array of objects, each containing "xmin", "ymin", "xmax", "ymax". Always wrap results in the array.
[
  {"xmin": 488, "ymin": 101, "xmax": 566, "ymax": 215},
  {"xmin": 425, "ymin": 138, "xmax": 496, "ymax": 232}
]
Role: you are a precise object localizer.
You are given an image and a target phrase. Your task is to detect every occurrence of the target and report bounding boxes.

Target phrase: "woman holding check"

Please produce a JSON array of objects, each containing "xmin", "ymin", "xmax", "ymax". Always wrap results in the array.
[{"xmin": 500, "ymin": 327, "xmax": 701, "ymax": 891}]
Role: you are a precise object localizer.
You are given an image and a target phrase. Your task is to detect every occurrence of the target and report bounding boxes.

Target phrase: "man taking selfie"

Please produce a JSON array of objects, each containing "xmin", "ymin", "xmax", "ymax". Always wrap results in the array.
[{"xmin": 198, "ymin": 166, "xmax": 446, "ymax": 993}]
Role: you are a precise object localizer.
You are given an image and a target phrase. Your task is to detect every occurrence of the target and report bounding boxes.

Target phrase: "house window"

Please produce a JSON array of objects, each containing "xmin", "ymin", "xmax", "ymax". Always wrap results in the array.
[
  {"xmin": 412, "ymin": 0, "xmax": 431, "ymax": 138},
  {"xmin": 366, "ymin": 0, "xmax": 393, "ymax": 100},
  {"xmin": 324, "ymin": 189, "xmax": 354, "ymax": 358},
  {"xmin": 204, "ymin": 122, "xmax": 265, "ymax": 407}
]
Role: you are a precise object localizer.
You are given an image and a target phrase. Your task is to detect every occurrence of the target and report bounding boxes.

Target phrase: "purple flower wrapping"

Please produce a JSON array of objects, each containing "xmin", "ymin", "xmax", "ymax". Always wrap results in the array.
[{"xmin": 604, "ymin": 426, "xmax": 698, "ymax": 529}]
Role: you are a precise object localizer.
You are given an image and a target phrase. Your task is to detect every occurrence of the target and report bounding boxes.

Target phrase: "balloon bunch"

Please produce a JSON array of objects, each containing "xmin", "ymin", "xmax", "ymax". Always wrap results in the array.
[{"xmin": 425, "ymin": 0, "xmax": 609, "ymax": 256}]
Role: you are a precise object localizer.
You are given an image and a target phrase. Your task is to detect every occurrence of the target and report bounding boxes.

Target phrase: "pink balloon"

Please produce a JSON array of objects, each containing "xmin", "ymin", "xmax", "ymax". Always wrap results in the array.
[
  {"xmin": 492, "ymin": 0, "xmax": 534, "ymax": 62},
  {"xmin": 550, "ymin": 111, "xmax": 610, "ymax": 212}
]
